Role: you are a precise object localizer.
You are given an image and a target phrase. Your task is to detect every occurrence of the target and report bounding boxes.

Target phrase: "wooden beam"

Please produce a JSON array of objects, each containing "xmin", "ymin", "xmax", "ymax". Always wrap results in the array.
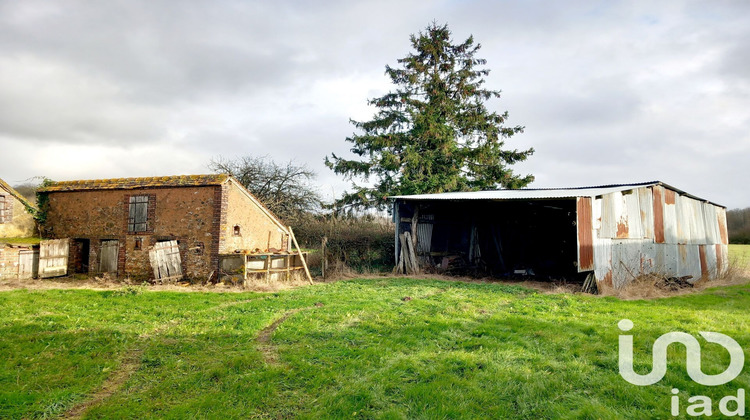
[{"xmin": 289, "ymin": 226, "xmax": 313, "ymax": 284}]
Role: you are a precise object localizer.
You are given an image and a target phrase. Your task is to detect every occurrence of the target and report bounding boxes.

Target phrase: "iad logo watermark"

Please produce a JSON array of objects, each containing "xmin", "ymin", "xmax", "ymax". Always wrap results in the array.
[{"xmin": 617, "ymin": 319, "xmax": 745, "ymax": 417}]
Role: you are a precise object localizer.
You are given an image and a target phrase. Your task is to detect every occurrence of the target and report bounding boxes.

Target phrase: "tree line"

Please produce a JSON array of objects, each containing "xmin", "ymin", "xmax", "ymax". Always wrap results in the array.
[{"xmin": 727, "ymin": 208, "xmax": 750, "ymax": 244}]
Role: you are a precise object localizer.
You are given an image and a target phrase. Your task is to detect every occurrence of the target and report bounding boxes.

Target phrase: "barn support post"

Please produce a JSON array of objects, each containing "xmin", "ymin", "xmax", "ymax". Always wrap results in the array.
[
  {"xmin": 393, "ymin": 200, "xmax": 400, "ymax": 266},
  {"xmin": 410, "ymin": 204, "xmax": 420, "ymax": 269}
]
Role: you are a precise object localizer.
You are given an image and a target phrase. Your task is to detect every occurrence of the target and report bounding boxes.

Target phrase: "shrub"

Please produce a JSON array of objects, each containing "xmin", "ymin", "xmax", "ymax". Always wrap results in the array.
[{"xmin": 294, "ymin": 214, "xmax": 395, "ymax": 274}]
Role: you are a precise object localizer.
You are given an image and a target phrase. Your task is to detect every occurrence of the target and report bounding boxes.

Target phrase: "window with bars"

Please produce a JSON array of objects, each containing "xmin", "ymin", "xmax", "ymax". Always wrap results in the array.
[
  {"xmin": 0, "ymin": 195, "xmax": 6, "ymax": 224},
  {"xmin": 128, "ymin": 195, "xmax": 150, "ymax": 232}
]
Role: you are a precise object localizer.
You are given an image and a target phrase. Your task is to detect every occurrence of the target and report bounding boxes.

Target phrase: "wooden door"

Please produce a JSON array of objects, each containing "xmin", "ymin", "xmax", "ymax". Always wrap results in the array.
[
  {"xmin": 18, "ymin": 250, "xmax": 38, "ymax": 279},
  {"xmin": 39, "ymin": 239, "xmax": 69, "ymax": 278},
  {"xmin": 149, "ymin": 240, "xmax": 183, "ymax": 282},
  {"xmin": 99, "ymin": 240, "xmax": 119, "ymax": 273}
]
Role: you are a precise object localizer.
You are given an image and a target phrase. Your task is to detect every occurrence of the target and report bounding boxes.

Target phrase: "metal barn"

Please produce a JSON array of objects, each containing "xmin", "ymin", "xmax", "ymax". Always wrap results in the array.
[{"xmin": 391, "ymin": 181, "xmax": 729, "ymax": 289}]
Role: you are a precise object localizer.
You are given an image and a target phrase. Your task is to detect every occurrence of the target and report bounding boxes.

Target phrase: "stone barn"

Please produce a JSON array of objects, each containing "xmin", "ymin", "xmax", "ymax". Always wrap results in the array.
[
  {"xmin": 391, "ymin": 181, "xmax": 729, "ymax": 290},
  {"xmin": 37, "ymin": 174, "xmax": 290, "ymax": 282},
  {"xmin": 0, "ymin": 178, "xmax": 36, "ymax": 239}
]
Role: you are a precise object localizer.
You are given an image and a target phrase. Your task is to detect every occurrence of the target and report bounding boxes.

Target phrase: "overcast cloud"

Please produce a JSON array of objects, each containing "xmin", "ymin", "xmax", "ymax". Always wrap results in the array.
[{"xmin": 0, "ymin": 0, "xmax": 748, "ymax": 208}]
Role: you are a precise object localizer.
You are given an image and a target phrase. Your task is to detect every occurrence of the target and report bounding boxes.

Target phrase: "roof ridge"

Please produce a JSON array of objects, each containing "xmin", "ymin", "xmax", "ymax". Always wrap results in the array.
[{"xmin": 38, "ymin": 174, "xmax": 230, "ymax": 192}]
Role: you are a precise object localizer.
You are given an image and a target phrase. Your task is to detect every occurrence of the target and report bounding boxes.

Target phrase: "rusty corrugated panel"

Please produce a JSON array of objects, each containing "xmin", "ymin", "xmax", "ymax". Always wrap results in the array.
[
  {"xmin": 593, "ymin": 197, "xmax": 602, "ymax": 232},
  {"xmin": 652, "ymin": 185, "xmax": 665, "ymax": 243},
  {"xmin": 577, "ymin": 197, "xmax": 594, "ymax": 272},
  {"xmin": 689, "ymin": 198, "xmax": 707, "ymax": 244},
  {"xmin": 654, "ymin": 243, "xmax": 679, "ymax": 277},
  {"xmin": 594, "ymin": 237, "xmax": 612, "ymax": 286},
  {"xmin": 703, "ymin": 244, "xmax": 717, "ymax": 278},
  {"xmin": 663, "ymin": 189, "xmax": 678, "ymax": 244},
  {"xmin": 624, "ymin": 190, "xmax": 643, "ymax": 238},
  {"xmin": 717, "ymin": 207, "xmax": 729, "ymax": 245},
  {"xmin": 611, "ymin": 239, "xmax": 651, "ymax": 288},
  {"xmin": 600, "ymin": 192, "xmax": 616, "ymax": 239},
  {"xmin": 664, "ymin": 189, "xmax": 676, "ymax": 205},
  {"xmin": 676, "ymin": 195, "xmax": 689, "ymax": 244},
  {"xmin": 677, "ymin": 244, "xmax": 701, "ymax": 280},
  {"xmin": 716, "ymin": 244, "xmax": 728, "ymax": 275},
  {"xmin": 702, "ymin": 203, "xmax": 720, "ymax": 244},
  {"xmin": 698, "ymin": 245, "xmax": 709, "ymax": 278},
  {"xmin": 638, "ymin": 187, "xmax": 654, "ymax": 240}
]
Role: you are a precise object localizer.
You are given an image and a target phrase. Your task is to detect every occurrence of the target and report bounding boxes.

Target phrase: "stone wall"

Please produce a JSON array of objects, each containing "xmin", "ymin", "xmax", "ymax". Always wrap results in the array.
[
  {"xmin": 220, "ymin": 181, "xmax": 289, "ymax": 253},
  {"xmin": 43, "ymin": 186, "xmax": 220, "ymax": 281},
  {"xmin": 0, "ymin": 190, "xmax": 36, "ymax": 238}
]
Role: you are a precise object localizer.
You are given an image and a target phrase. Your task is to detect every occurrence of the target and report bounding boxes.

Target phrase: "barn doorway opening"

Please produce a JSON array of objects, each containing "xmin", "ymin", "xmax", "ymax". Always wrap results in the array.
[
  {"xmin": 400, "ymin": 199, "xmax": 580, "ymax": 281},
  {"xmin": 72, "ymin": 238, "xmax": 90, "ymax": 274}
]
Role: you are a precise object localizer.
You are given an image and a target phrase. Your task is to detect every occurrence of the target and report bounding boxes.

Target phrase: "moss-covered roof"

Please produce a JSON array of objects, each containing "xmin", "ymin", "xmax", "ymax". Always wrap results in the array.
[
  {"xmin": 0, "ymin": 178, "xmax": 37, "ymax": 210},
  {"xmin": 38, "ymin": 174, "xmax": 230, "ymax": 192}
]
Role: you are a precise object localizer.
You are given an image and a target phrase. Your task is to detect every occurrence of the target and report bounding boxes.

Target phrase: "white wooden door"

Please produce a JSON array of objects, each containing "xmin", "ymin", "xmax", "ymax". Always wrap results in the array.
[
  {"xmin": 18, "ymin": 250, "xmax": 38, "ymax": 279},
  {"xmin": 39, "ymin": 239, "xmax": 69, "ymax": 278},
  {"xmin": 149, "ymin": 240, "xmax": 183, "ymax": 282},
  {"xmin": 99, "ymin": 240, "xmax": 119, "ymax": 273}
]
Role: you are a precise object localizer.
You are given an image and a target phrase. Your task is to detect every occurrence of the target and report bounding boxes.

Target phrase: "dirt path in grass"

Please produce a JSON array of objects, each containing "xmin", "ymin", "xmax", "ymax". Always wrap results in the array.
[
  {"xmin": 257, "ymin": 307, "xmax": 316, "ymax": 364},
  {"xmin": 60, "ymin": 321, "xmax": 176, "ymax": 419}
]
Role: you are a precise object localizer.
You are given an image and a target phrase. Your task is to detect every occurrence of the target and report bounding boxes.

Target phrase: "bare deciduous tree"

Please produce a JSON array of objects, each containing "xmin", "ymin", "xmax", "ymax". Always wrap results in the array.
[{"xmin": 209, "ymin": 155, "xmax": 322, "ymax": 223}]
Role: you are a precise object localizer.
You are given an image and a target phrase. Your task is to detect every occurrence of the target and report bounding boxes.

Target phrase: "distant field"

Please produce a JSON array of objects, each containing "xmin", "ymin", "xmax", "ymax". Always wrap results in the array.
[
  {"xmin": 729, "ymin": 244, "xmax": 750, "ymax": 268},
  {"xmin": 2, "ymin": 278, "xmax": 750, "ymax": 419}
]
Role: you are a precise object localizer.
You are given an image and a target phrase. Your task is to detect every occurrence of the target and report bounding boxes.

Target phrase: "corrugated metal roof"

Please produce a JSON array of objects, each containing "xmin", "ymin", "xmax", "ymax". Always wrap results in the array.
[
  {"xmin": 390, "ymin": 181, "xmax": 725, "ymax": 208},
  {"xmin": 38, "ymin": 174, "xmax": 230, "ymax": 192}
]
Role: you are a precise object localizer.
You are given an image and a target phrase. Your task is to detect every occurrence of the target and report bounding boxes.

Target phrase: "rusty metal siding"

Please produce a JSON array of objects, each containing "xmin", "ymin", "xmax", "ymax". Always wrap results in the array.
[
  {"xmin": 600, "ymin": 192, "xmax": 617, "ymax": 239},
  {"xmin": 717, "ymin": 244, "xmax": 729, "ymax": 275},
  {"xmin": 593, "ymin": 236, "xmax": 612, "ymax": 286},
  {"xmin": 652, "ymin": 185, "xmax": 665, "ymax": 243},
  {"xmin": 702, "ymin": 203, "xmax": 720, "ymax": 244},
  {"xmin": 654, "ymin": 244, "xmax": 679, "ymax": 277},
  {"xmin": 717, "ymin": 207, "xmax": 728, "ymax": 245},
  {"xmin": 638, "ymin": 187, "xmax": 654, "ymax": 240},
  {"xmin": 677, "ymin": 244, "xmax": 701, "ymax": 279},
  {"xmin": 663, "ymin": 190, "xmax": 678, "ymax": 244},
  {"xmin": 611, "ymin": 239, "xmax": 653, "ymax": 288},
  {"xmin": 624, "ymin": 190, "xmax": 643, "ymax": 238},
  {"xmin": 577, "ymin": 197, "xmax": 594, "ymax": 271}
]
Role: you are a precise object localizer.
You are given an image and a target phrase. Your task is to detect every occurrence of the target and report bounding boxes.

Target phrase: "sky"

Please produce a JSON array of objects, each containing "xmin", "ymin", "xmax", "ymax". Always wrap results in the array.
[{"xmin": 0, "ymin": 0, "xmax": 748, "ymax": 208}]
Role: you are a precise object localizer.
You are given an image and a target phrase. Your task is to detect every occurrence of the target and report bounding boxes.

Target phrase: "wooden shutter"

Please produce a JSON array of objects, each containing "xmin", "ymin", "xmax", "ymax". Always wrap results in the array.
[
  {"xmin": 99, "ymin": 240, "xmax": 119, "ymax": 273},
  {"xmin": 0, "ymin": 195, "xmax": 6, "ymax": 223},
  {"xmin": 39, "ymin": 239, "xmax": 69, "ymax": 278},
  {"xmin": 128, "ymin": 195, "xmax": 149, "ymax": 232},
  {"xmin": 149, "ymin": 240, "xmax": 183, "ymax": 282}
]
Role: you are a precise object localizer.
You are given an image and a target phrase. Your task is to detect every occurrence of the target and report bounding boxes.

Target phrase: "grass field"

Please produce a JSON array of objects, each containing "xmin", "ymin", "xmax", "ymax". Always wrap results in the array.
[
  {"xmin": 1, "ymin": 279, "xmax": 749, "ymax": 419},
  {"xmin": 730, "ymin": 243, "xmax": 750, "ymax": 268}
]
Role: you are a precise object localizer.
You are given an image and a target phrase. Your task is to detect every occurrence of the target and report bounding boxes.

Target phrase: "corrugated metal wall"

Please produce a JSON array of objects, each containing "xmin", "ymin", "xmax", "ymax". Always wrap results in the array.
[{"xmin": 586, "ymin": 185, "xmax": 728, "ymax": 288}]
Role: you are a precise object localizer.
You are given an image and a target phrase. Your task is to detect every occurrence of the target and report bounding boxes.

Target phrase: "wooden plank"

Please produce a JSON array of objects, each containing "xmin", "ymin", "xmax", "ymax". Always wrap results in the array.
[
  {"xmin": 288, "ymin": 226, "xmax": 313, "ymax": 284},
  {"xmin": 99, "ymin": 240, "xmax": 119, "ymax": 273},
  {"xmin": 576, "ymin": 197, "xmax": 594, "ymax": 271},
  {"xmin": 39, "ymin": 239, "xmax": 69, "ymax": 278}
]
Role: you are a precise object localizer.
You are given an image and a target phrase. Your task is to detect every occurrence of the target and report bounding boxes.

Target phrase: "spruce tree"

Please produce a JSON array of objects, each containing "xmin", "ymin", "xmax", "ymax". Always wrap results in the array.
[{"xmin": 326, "ymin": 22, "xmax": 534, "ymax": 210}]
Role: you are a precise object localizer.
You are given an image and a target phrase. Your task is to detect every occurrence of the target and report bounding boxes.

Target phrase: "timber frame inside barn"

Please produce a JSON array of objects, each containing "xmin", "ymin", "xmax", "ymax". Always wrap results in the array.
[{"xmin": 391, "ymin": 181, "xmax": 729, "ymax": 289}]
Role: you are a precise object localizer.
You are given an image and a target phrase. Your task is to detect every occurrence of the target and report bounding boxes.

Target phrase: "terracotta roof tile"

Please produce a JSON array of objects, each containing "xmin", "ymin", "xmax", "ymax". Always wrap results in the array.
[{"xmin": 38, "ymin": 174, "xmax": 230, "ymax": 192}]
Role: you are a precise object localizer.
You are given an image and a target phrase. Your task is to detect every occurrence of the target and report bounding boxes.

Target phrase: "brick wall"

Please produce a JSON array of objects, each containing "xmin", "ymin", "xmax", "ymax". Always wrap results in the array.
[
  {"xmin": 220, "ymin": 181, "xmax": 288, "ymax": 253},
  {"xmin": 43, "ymin": 186, "xmax": 220, "ymax": 281}
]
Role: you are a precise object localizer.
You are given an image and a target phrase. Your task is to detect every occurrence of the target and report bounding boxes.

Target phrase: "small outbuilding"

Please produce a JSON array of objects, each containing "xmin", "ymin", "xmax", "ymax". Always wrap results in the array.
[
  {"xmin": 37, "ymin": 174, "xmax": 291, "ymax": 282},
  {"xmin": 0, "ymin": 178, "xmax": 37, "ymax": 239},
  {"xmin": 391, "ymin": 181, "xmax": 729, "ymax": 289}
]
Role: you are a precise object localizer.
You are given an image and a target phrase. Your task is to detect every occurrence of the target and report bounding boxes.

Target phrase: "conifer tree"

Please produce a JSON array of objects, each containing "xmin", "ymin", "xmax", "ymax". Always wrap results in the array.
[{"xmin": 326, "ymin": 22, "xmax": 534, "ymax": 210}]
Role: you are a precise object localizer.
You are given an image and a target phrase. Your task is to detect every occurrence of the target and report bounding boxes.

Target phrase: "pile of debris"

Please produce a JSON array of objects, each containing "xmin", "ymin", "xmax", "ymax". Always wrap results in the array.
[{"xmin": 654, "ymin": 275, "xmax": 694, "ymax": 291}]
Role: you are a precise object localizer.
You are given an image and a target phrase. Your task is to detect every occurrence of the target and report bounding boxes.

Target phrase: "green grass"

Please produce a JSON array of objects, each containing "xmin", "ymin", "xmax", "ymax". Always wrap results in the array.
[
  {"xmin": 1, "ymin": 279, "xmax": 749, "ymax": 419},
  {"xmin": 729, "ymin": 244, "xmax": 750, "ymax": 268},
  {"xmin": 0, "ymin": 237, "xmax": 41, "ymax": 245}
]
